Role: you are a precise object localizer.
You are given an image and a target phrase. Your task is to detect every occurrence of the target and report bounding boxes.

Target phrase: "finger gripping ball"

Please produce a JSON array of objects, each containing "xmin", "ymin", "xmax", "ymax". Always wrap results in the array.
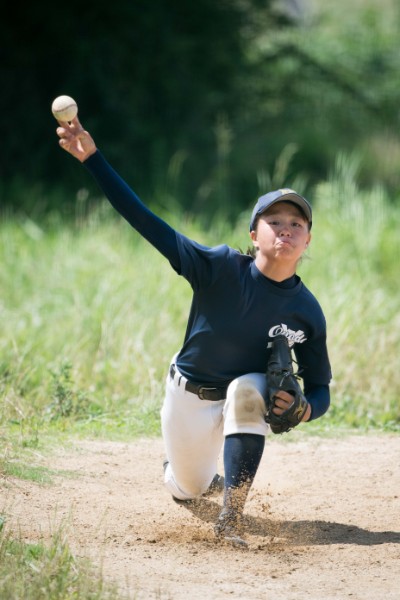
[{"xmin": 51, "ymin": 95, "xmax": 78, "ymax": 122}]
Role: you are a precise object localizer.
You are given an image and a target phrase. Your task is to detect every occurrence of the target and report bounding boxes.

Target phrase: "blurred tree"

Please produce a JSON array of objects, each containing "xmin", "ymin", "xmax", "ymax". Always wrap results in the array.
[
  {"xmin": 1, "ymin": 0, "xmax": 400, "ymax": 216},
  {"xmin": 0, "ymin": 0, "xmax": 275, "ymax": 212}
]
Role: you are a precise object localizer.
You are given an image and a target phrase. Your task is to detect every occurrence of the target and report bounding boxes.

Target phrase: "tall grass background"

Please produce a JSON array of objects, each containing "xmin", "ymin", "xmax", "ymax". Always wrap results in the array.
[{"xmin": 1, "ymin": 151, "xmax": 399, "ymax": 448}]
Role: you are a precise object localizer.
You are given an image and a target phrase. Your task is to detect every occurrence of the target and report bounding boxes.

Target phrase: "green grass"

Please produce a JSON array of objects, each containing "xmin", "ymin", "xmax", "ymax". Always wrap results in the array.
[
  {"xmin": 302, "ymin": 154, "xmax": 400, "ymax": 430},
  {"xmin": 3, "ymin": 462, "xmax": 69, "ymax": 484},
  {"xmin": 1, "ymin": 159, "xmax": 399, "ymax": 444},
  {"xmin": 0, "ymin": 524, "xmax": 123, "ymax": 600}
]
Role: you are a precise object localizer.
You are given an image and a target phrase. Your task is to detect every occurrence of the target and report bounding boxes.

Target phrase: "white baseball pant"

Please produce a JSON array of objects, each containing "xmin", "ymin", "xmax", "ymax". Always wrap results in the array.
[{"xmin": 161, "ymin": 359, "xmax": 269, "ymax": 501}]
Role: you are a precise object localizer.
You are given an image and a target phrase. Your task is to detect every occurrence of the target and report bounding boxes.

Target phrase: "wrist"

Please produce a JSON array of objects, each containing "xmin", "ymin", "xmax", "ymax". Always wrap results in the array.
[
  {"xmin": 81, "ymin": 147, "xmax": 97, "ymax": 163},
  {"xmin": 301, "ymin": 402, "xmax": 312, "ymax": 422}
]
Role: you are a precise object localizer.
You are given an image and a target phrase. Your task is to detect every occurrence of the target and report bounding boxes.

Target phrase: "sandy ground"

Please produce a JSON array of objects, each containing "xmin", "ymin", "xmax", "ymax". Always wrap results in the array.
[{"xmin": 2, "ymin": 434, "xmax": 400, "ymax": 599}]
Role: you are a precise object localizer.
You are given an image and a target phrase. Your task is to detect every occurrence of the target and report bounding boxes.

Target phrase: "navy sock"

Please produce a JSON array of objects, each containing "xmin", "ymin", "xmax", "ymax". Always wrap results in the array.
[{"xmin": 223, "ymin": 433, "xmax": 265, "ymax": 488}]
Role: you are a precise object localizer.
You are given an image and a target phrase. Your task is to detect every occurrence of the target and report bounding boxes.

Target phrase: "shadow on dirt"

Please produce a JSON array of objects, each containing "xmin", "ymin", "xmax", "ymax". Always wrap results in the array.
[{"xmin": 177, "ymin": 498, "xmax": 400, "ymax": 547}]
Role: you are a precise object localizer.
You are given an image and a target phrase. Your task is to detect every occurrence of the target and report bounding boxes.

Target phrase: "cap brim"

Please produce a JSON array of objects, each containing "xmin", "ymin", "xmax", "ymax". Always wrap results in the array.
[{"xmin": 265, "ymin": 194, "xmax": 312, "ymax": 223}]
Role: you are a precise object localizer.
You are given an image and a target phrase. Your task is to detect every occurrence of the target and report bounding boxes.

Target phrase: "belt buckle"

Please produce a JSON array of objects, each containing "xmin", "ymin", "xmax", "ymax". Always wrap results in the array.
[{"xmin": 198, "ymin": 386, "xmax": 218, "ymax": 400}]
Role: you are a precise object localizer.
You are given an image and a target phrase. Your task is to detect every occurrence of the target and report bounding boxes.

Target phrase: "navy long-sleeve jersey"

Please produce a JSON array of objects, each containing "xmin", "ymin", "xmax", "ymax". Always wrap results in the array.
[{"xmin": 84, "ymin": 151, "xmax": 332, "ymax": 420}]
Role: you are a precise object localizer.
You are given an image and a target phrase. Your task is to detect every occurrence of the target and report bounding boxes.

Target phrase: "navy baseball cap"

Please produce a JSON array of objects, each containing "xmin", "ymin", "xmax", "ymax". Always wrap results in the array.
[{"xmin": 249, "ymin": 188, "xmax": 312, "ymax": 231}]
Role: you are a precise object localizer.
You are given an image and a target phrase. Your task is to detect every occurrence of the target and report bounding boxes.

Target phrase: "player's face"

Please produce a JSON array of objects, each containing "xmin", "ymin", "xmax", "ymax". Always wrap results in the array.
[{"xmin": 250, "ymin": 202, "xmax": 311, "ymax": 265}]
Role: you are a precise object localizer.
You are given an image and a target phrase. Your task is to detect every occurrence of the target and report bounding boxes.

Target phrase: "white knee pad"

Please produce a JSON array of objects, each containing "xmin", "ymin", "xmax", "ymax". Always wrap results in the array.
[{"xmin": 223, "ymin": 373, "xmax": 269, "ymax": 436}]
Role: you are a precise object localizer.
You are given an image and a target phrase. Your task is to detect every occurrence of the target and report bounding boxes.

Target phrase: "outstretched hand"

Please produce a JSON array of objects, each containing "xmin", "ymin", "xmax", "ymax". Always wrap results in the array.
[{"xmin": 56, "ymin": 116, "xmax": 97, "ymax": 163}]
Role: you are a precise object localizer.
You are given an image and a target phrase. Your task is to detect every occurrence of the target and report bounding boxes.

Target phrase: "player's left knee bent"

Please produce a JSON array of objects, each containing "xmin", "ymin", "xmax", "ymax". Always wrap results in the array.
[{"xmin": 223, "ymin": 374, "xmax": 268, "ymax": 436}]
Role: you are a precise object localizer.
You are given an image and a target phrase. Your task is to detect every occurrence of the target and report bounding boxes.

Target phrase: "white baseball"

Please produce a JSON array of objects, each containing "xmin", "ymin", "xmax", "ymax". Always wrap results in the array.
[{"xmin": 51, "ymin": 95, "xmax": 78, "ymax": 122}]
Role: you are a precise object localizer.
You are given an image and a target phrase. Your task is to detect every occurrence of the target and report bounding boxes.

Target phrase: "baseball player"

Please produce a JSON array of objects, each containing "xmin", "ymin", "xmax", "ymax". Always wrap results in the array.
[{"xmin": 55, "ymin": 115, "xmax": 331, "ymax": 547}]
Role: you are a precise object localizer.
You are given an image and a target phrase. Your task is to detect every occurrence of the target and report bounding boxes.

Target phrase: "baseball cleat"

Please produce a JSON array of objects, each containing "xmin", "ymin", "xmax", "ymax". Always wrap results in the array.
[
  {"xmin": 203, "ymin": 473, "xmax": 225, "ymax": 497},
  {"xmin": 214, "ymin": 508, "xmax": 248, "ymax": 548}
]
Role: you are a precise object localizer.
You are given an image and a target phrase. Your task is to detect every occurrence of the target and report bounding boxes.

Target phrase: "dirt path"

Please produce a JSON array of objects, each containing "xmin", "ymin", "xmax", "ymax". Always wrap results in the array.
[{"xmin": 3, "ymin": 434, "xmax": 400, "ymax": 599}]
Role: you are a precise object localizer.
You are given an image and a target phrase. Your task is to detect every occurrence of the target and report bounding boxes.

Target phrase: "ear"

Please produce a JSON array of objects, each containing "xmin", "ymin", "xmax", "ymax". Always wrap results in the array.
[
  {"xmin": 305, "ymin": 232, "xmax": 312, "ymax": 248},
  {"xmin": 249, "ymin": 230, "xmax": 259, "ymax": 249}
]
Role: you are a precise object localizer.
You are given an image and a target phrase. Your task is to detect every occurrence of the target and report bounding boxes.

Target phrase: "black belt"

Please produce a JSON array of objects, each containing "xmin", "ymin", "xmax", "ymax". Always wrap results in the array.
[{"xmin": 169, "ymin": 364, "xmax": 227, "ymax": 401}]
